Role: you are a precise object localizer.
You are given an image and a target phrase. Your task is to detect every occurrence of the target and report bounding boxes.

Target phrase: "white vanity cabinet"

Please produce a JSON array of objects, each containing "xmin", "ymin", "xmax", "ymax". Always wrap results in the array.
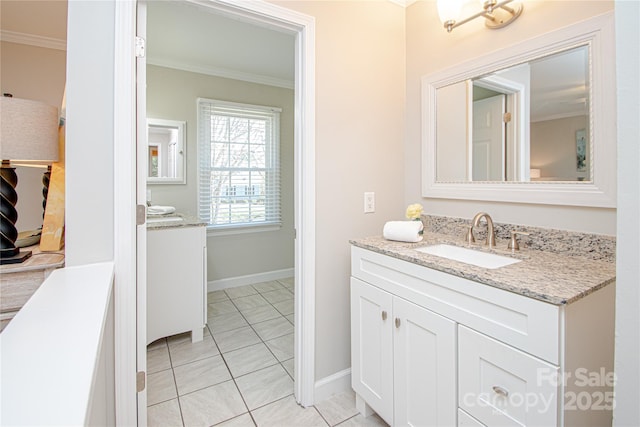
[
  {"xmin": 147, "ymin": 225, "xmax": 207, "ymax": 344},
  {"xmin": 351, "ymin": 277, "xmax": 456, "ymax": 426},
  {"xmin": 350, "ymin": 245, "xmax": 614, "ymax": 427}
]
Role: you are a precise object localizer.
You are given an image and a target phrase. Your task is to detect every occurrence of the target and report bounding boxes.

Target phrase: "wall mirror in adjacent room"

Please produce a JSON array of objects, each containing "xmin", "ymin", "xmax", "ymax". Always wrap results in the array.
[
  {"xmin": 147, "ymin": 118, "xmax": 186, "ymax": 184},
  {"xmin": 421, "ymin": 12, "xmax": 616, "ymax": 207}
]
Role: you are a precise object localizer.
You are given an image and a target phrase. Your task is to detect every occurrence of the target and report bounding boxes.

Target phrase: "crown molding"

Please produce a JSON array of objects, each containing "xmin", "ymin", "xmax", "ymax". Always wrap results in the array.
[
  {"xmin": 0, "ymin": 30, "xmax": 66, "ymax": 51},
  {"xmin": 147, "ymin": 57, "xmax": 294, "ymax": 90}
]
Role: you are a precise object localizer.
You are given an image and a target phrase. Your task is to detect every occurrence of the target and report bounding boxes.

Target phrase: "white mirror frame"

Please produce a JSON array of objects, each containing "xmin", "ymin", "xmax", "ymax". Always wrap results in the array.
[
  {"xmin": 147, "ymin": 118, "xmax": 186, "ymax": 185},
  {"xmin": 421, "ymin": 12, "xmax": 615, "ymax": 208}
]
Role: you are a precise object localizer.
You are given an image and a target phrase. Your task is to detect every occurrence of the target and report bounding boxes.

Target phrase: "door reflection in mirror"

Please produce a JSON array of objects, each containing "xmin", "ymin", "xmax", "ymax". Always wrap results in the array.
[{"xmin": 435, "ymin": 45, "xmax": 589, "ymax": 183}]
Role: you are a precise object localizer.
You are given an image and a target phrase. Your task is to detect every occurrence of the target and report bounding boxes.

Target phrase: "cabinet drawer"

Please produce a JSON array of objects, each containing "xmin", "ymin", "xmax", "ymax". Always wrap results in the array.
[
  {"xmin": 351, "ymin": 246, "xmax": 560, "ymax": 364},
  {"xmin": 458, "ymin": 326, "xmax": 559, "ymax": 427}
]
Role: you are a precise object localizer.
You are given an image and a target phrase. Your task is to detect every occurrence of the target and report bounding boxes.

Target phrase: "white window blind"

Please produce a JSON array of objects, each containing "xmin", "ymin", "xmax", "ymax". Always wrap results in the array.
[{"xmin": 198, "ymin": 98, "xmax": 281, "ymax": 230}]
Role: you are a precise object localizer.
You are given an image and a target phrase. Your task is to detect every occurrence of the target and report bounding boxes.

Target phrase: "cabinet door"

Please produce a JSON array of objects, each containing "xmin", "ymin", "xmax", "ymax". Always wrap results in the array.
[
  {"xmin": 147, "ymin": 227, "xmax": 206, "ymax": 344},
  {"xmin": 351, "ymin": 278, "xmax": 393, "ymax": 424},
  {"xmin": 394, "ymin": 297, "xmax": 457, "ymax": 427},
  {"xmin": 458, "ymin": 325, "xmax": 558, "ymax": 427}
]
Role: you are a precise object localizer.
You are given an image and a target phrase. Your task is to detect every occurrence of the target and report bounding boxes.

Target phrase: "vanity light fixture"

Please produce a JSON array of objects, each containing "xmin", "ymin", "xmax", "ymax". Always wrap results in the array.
[{"xmin": 437, "ymin": 0, "xmax": 523, "ymax": 33}]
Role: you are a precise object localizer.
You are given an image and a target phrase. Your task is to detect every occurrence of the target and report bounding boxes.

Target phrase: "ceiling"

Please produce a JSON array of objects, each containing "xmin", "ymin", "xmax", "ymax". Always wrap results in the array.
[
  {"xmin": 1, "ymin": 0, "xmax": 295, "ymax": 89},
  {"xmin": 146, "ymin": 1, "xmax": 295, "ymax": 88},
  {"xmin": 529, "ymin": 46, "xmax": 589, "ymax": 122},
  {"xmin": 2, "ymin": 1, "xmax": 587, "ymax": 115}
]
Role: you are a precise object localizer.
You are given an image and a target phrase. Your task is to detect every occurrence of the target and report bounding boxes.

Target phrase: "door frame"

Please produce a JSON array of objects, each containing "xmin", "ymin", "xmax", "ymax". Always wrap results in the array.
[{"xmin": 113, "ymin": 0, "xmax": 316, "ymax": 423}]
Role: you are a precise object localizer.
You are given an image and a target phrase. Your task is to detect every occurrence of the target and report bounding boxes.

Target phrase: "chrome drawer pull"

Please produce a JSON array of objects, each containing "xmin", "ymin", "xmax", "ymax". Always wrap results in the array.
[
  {"xmin": 381, "ymin": 311, "xmax": 387, "ymax": 321},
  {"xmin": 492, "ymin": 385, "xmax": 509, "ymax": 397},
  {"xmin": 395, "ymin": 318, "xmax": 401, "ymax": 328}
]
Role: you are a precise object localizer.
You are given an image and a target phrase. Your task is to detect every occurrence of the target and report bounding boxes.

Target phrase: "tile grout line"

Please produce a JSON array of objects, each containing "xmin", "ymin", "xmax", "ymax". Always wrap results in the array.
[
  {"xmin": 208, "ymin": 321, "xmax": 255, "ymax": 426},
  {"xmin": 148, "ymin": 279, "xmax": 296, "ymax": 426},
  {"xmin": 213, "ymin": 282, "xmax": 291, "ymax": 424},
  {"xmin": 223, "ymin": 285, "xmax": 293, "ymax": 371},
  {"xmin": 222, "ymin": 283, "xmax": 296, "ymax": 419},
  {"xmin": 165, "ymin": 337, "xmax": 187, "ymax": 427}
]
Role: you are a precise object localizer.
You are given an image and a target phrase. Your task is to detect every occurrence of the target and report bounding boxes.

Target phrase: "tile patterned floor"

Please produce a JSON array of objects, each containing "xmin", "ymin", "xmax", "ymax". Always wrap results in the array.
[{"xmin": 147, "ymin": 277, "xmax": 388, "ymax": 427}]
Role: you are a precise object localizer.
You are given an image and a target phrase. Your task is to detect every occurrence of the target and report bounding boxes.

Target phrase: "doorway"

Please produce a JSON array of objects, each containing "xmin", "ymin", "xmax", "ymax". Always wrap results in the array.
[{"xmin": 118, "ymin": 0, "xmax": 316, "ymax": 424}]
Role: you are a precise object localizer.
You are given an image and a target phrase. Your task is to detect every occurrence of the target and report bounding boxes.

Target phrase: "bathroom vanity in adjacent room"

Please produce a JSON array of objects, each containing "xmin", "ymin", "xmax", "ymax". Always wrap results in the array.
[{"xmin": 147, "ymin": 215, "xmax": 207, "ymax": 344}]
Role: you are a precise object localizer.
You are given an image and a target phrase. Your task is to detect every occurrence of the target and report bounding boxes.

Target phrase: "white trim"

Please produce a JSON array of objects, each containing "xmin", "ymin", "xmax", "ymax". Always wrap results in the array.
[
  {"xmin": 113, "ymin": 1, "xmax": 138, "ymax": 426},
  {"xmin": 0, "ymin": 30, "xmax": 66, "ymax": 51},
  {"xmin": 422, "ymin": 12, "xmax": 616, "ymax": 208},
  {"xmin": 314, "ymin": 368, "xmax": 352, "ymax": 403},
  {"xmin": 207, "ymin": 268, "xmax": 294, "ymax": 292},
  {"xmin": 148, "ymin": 57, "xmax": 294, "ymax": 89},
  {"xmin": 206, "ymin": 223, "xmax": 281, "ymax": 237}
]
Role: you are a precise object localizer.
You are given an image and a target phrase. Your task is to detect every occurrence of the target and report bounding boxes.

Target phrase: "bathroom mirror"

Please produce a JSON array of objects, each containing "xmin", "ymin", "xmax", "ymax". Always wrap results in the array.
[
  {"xmin": 147, "ymin": 118, "xmax": 186, "ymax": 184},
  {"xmin": 422, "ymin": 13, "xmax": 616, "ymax": 207},
  {"xmin": 436, "ymin": 45, "xmax": 589, "ymax": 183}
]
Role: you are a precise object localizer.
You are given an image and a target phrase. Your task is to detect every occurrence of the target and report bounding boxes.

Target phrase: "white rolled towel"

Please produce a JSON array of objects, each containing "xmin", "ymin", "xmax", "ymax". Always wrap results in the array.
[
  {"xmin": 148, "ymin": 205, "xmax": 176, "ymax": 215},
  {"xmin": 383, "ymin": 220, "xmax": 424, "ymax": 243}
]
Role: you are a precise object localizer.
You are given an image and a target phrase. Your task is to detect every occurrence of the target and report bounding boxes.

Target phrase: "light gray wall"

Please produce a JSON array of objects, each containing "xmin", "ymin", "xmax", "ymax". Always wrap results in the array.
[
  {"xmin": 614, "ymin": 1, "xmax": 640, "ymax": 425},
  {"xmin": 146, "ymin": 65, "xmax": 294, "ymax": 281}
]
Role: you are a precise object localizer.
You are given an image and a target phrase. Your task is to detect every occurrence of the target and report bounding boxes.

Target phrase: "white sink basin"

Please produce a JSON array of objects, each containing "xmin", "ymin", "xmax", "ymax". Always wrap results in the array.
[
  {"xmin": 147, "ymin": 216, "xmax": 184, "ymax": 223},
  {"xmin": 415, "ymin": 244, "xmax": 521, "ymax": 269}
]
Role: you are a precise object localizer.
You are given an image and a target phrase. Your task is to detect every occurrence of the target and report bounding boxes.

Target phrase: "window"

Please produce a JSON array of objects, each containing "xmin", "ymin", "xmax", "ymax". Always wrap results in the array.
[{"xmin": 198, "ymin": 98, "xmax": 281, "ymax": 231}]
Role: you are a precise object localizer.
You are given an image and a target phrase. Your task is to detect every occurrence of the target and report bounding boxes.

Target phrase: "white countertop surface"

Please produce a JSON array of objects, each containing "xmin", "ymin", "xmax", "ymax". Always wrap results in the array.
[{"xmin": 0, "ymin": 262, "xmax": 114, "ymax": 426}]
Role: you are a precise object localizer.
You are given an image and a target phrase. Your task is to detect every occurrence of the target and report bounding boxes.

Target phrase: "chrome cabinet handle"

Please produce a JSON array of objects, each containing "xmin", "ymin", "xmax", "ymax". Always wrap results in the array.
[
  {"xmin": 492, "ymin": 385, "xmax": 509, "ymax": 397},
  {"xmin": 395, "ymin": 318, "xmax": 401, "ymax": 328},
  {"xmin": 381, "ymin": 310, "xmax": 387, "ymax": 321}
]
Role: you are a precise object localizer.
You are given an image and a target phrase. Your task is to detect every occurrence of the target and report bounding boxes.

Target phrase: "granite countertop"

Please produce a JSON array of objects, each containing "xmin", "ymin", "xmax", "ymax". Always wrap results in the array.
[
  {"xmin": 351, "ymin": 233, "xmax": 616, "ymax": 306},
  {"xmin": 146, "ymin": 214, "xmax": 207, "ymax": 230}
]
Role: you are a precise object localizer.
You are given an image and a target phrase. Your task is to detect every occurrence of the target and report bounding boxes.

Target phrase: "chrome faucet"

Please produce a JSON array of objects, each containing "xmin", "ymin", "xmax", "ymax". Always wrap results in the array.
[{"xmin": 469, "ymin": 212, "xmax": 497, "ymax": 249}]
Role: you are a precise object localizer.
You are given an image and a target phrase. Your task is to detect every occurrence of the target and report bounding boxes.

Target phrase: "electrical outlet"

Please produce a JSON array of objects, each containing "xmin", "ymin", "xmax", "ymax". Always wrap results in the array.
[{"xmin": 364, "ymin": 192, "xmax": 375, "ymax": 213}]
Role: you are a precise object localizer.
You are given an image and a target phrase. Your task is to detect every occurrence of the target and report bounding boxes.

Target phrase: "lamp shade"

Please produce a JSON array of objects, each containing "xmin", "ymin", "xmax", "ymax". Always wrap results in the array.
[
  {"xmin": 0, "ymin": 97, "xmax": 59, "ymax": 163},
  {"xmin": 437, "ymin": 0, "xmax": 465, "ymax": 24}
]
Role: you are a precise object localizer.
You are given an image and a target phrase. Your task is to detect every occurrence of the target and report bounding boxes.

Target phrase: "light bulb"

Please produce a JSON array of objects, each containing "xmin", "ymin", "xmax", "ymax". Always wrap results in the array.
[{"xmin": 437, "ymin": 0, "xmax": 465, "ymax": 25}]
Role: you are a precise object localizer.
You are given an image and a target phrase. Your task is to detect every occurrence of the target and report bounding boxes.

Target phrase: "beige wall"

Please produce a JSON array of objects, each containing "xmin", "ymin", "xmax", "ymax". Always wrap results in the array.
[
  {"xmin": 0, "ymin": 41, "xmax": 66, "ymax": 232},
  {"xmin": 271, "ymin": 0, "xmax": 406, "ymax": 381},
  {"xmin": 405, "ymin": 0, "xmax": 616, "ymax": 235},
  {"xmin": 531, "ymin": 115, "xmax": 589, "ymax": 181},
  {"xmin": 146, "ymin": 65, "xmax": 295, "ymax": 281}
]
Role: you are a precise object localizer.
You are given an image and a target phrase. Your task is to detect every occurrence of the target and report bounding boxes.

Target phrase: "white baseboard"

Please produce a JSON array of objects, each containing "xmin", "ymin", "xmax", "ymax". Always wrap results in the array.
[
  {"xmin": 314, "ymin": 368, "xmax": 352, "ymax": 404},
  {"xmin": 207, "ymin": 268, "xmax": 294, "ymax": 292}
]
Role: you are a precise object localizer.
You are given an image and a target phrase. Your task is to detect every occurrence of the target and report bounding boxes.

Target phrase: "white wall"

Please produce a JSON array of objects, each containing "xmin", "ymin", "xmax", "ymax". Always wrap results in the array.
[
  {"xmin": 614, "ymin": 1, "xmax": 640, "ymax": 425},
  {"xmin": 146, "ymin": 65, "xmax": 295, "ymax": 281},
  {"xmin": 65, "ymin": 0, "xmax": 115, "ymax": 266},
  {"xmin": 272, "ymin": 0, "xmax": 406, "ymax": 381},
  {"xmin": 405, "ymin": 0, "xmax": 616, "ymax": 235},
  {"xmin": 436, "ymin": 81, "xmax": 468, "ymax": 181}
]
